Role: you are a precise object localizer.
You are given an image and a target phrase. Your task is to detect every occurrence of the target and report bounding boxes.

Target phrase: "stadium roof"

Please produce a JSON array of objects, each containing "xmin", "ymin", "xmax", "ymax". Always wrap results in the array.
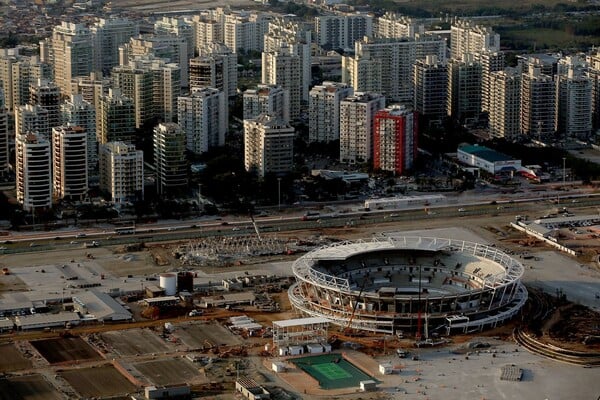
[
  {"xmin": 273, "ymin": 317, "xmax": 330, "ymax": 328},
  {"xmin": 459, "ymin": 145, "xmax": 514, "ymax": 163}
]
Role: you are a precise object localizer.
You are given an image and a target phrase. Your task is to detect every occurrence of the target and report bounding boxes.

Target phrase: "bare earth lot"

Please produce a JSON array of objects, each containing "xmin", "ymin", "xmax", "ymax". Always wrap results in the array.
[
  {"xmin": 101, "ymin": 328, "xmax": 172, "ymax": 356},
  {"xmin": 31, "ymin": 337, "xmax": 102, "ymax": 364},
  {"xmin": 174, "ymin": 321, "xmax": 242, "ymax": 349},
  {"xmin": 60, "ymin": 365, "xmax": 136, "ymax": 398},
  {"xmin": 0, "ymin": 375, "xmax": 63, "ymax": 400},
  {"xmin": 133, "ymin": 357, "xmax": 204, "ymax": 386},
  {"xmin": 0, "ymin": 343, "xmax": 32, "ymax": 372}
]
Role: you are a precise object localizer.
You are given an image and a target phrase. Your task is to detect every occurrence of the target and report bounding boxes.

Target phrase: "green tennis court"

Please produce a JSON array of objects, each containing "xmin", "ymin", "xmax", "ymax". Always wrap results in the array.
[{"xmin": 291, "ymin": 354, "xmax": 376, "ymax": 390}]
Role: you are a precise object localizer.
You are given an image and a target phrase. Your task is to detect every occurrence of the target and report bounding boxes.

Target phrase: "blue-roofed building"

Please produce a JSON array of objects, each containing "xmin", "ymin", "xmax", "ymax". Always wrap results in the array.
[{"xmin": 457, "ymin": 144, "xmax": 521, "ymax": 174}]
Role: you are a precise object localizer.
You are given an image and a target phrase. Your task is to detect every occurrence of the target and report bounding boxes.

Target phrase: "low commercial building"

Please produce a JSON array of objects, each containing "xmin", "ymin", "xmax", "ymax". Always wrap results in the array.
[
  {"xmin": 0, "ymin": 318, "xmax": 14, "ymax": 332},
  {"xmin": 144, "ymin": 384, "xmax": 191, "ymax": 399},
  {"xmin": 457, "ymin": 144, "xmax": 521, "ymax": 174},
  {"xmin": 235, "ymin": 378, "xmax": 270, "ymax": 400},
  {"xmin": 72, "ymin": 290, "xmax": 132, "ymax": 322},
  {"xmin": 15, "ymin": 312, "xmax": 80, "ymax": 330},
  {"xmin": 199, "ymin": 292, "xmax": 255, "ymax": 308}
]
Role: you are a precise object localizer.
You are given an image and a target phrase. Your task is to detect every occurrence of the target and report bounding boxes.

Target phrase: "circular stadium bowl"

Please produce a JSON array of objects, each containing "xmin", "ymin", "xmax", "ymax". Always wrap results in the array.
[{"xmin": 289, "ymin": 234, "xmax": 527, "ymax": 335}]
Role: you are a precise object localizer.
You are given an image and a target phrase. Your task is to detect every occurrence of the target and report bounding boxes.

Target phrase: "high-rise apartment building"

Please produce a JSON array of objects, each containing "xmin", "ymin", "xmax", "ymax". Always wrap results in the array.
[
  {"xmin": 244, "ymin": 113, "xmax": 295, "ymax": 177},
  {"xmin": 339, "ymin": 92, "xmax": 386, "ymax": 164},
  {"xmin": 0, "ymin": 49, "xmax": 51, "ymax": 112},
  {"xmin": 342, "ymin": 36, "xmax": 446, "ymax": 102},
  {"xmin": 447, "ymin": 54, "xmax": 482, "ymax": 122},
  {"xmin": 177, "ymin": 87, "xmax": 226, "ymax": 155},
  {"xmin": 221, "ymin": 10, "xmax": 271, "ymax": 53},
  {"xmin": 90, "ymin": 18, "xmax": 139, "ymax": 74},
  {"xmin": 16, "ymin": 104, "xmax": 49, "ymax": 137},
  {"xmin": 97, "ymin": 88, "xmax": 136, "ymax": 144},
  {"xmin": 112, "ymin": 56, "xmax": 181, "ymax": 128},
  {"xmin": 488, "ymin": 68, "xmax": 521, "ymax": 141},
  {"xmin": 99, "ymin": 141, "xmax": 144, "ymax": 204},
  {"xmin": 51, "ymin": 22, "xmax": 93, "ymax": 95},
  {"xmin": 314, "ymin": 13, "xmax": 373, "ymax": 50},
  {"xmin": 588, "ymin": 51, "xmax": 600, "ymax": 132},
  {"xmin": 376, "ymin": 12, "xmax": 424, "ymax": 39},
  {"xmin": 555, "ymin": 58, "xmax": 592, "ymax": 139},
  {"xmin": 189, "ymin": 15, "xmax": 223, "ymax": 51},
  {"xmin": 16, "ymin": 132, "xmax": 52, "ymax": 211},
  {"xmin": 243, "ymin": 84, "xmax": 290, "ymax": 124},
  {"xmin": 154, "ymin": 17, "xmax": 195, "ymax": 59},
  {"xmin": 190, "ymin": 43, "xmax": 237, "ymax": 98},
  {"xmin": 29, "ymin": 78, "xmax": 61, "ymax": 131},
  {"xmin": 61, "ymin": 94, "xmax": 97, "ymax": 176},
  {"xmin": 261, "ymin": 51, "xmax": 303, "ymax": 120},
  {"xmin": 308, "ymin": 81, "xmax": 353, "ymax": 143},
  {"xmin": 71, "ymin": 72, "xmax": 110, "ymax": 109},
  {"xmin": 520, "ymin": 64, "xmax": 556, "ymax": 139},
  {"xmin": 450, "ymin": 20, "xmax": 499, "ymax": 61},
  {"xmin": 413, "ymin": 55, "xmax": 447, "ymax": 122},
  {"xmin": 52, "ymin": 125, "xmax": 88, "ymax": 201},
  {"xmin": 373, "ymin": 105, "xmax": 417, "ymax": 175},
  {"xmin": 479, "ymin": 51, "xmax": 505, "ymax": 113},
  {"xmin": 121, "ymin": 35, "xmax": 189, "ymax": 87},
  {"xmin": 0, "ymin": 88, "xmax": 7, "ymax": 173},
  {"xmin": 153, "ymin": 122, "xmax": 187, "ymax": 195}
]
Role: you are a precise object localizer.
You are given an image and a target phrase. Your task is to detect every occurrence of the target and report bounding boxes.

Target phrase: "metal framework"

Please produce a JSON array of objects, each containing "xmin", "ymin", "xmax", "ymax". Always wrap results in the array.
[{"xmin": 289, "ymin": 235, "xmax": 527, "ymax": 335}]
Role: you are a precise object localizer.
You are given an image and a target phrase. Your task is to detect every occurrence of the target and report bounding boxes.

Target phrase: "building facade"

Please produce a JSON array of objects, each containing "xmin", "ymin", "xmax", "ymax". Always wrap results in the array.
[
  {"xmin": 153, "ymin": 123, "xmax": 187, "ymax": 195},
  {"xmin": 16, "ymin": 132, "xmax": 52, "ymax": 211},
  {"xmin": 308, "ymin": 81, "xmax": 353, "ymax": 143},
  {"xmin": 373, "ymin": 105, "xmax": 417, "ymax": 175},
  {"xmin": 376, "ymin": 12, "xmax": 424, "ymax": 39},
  {"xmin": 97, "ymin": 88, "xmax": 136, "ymax": 144},
  {"xmin": 488, "ymin": 68, "xmax": 521, "ymax": 141},
  {"xmin": 99, "ymin": 141, "xmax": 143, "ymax": 204},
  {"xmin": 52, "ymin": 125, "xmax": 88, "ymax": 201},
  {"xmin": 339, "ymin": 92, "xmax": 386, "ymax": 164},
  {"xmin": 244, "ymin": 113, "xmax": 295, "ymax": 177},
  {"xmin": 412, "ymin": 55, "xmax": 447, "ymax": 122},
  {"xmin": 51, "ymin": 22, "xmax": 93, "ymax": 95},
  {"xmin": 315, "ymin": 13, "xmax": 373, "ymax": 50},
  {"xmin": 29, "ymin": 78, "xmax": 61, "ymax": 131},
  {"xmin": 520, "ymin": 65, "xmax": 556, "ymax": 139},
  {"xmin": 90, "ymin": 18, "xmax": 139, "ymax": 74},
  {"xmin": 447, "ymin": 54, "xmax": 482, "ymax": 123},
  {"xmin": 61, "ymin": 94, "xmax": 97, "ymax": 177},
  {"xmin": 450, "ymin": 20, "xmax": 500, "ymax": 61},
  {"xmin": 243, "ymin": 84, "xmax": 290, "ymax": 123},
  {"xmin": 16, "ymin": 104, "xmax": 49, "ymax": 137},
  {"xmin": 190, "ymin": 42, "xmax": 237, "ymax": 98}
]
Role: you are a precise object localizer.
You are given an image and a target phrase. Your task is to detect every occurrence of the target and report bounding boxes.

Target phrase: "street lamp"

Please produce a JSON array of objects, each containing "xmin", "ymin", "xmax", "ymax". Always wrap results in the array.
[{"xmin": 277, "ymin": 178, "xmax": 282, "ymax": 211}]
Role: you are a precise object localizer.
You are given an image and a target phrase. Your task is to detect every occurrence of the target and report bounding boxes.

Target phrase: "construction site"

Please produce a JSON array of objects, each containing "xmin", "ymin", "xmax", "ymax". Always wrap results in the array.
[{"xmin": 0, "ymin": 203, "xmax": 599, "ymax": 399}]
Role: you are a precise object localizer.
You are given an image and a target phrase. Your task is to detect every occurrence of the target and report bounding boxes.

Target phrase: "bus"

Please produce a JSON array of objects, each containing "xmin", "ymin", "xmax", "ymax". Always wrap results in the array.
[{"xmin": 115, "ymin": 226, "xmax": 136, "ymax": 235}]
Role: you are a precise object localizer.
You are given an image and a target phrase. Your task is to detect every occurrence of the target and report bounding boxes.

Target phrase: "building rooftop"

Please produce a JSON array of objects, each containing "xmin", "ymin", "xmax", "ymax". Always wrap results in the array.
[
  {"xmin": 273, "ymin": 317, "xmax": 330, "ymax": 328},
  {"xmin": 459, "ymin": 145, "xmax": 513, "ymax": 163}
]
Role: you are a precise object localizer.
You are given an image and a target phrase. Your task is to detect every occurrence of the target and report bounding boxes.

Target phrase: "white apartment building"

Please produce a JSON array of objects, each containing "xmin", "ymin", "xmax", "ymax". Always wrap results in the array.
[
  {"xmin": 52, "ymin": 125, "xmax": 88, "ymax": 201},
  {"xmin": 177, "ymin": 87, "xmax": 226, "ymax": 155},
  {"xmin": 0, "ymin": 88, "xmax": 7, "ymax": 173},
  {"xmin": 222, "ymin": 10, "xmax": 271, "ymax": 53},
  {"xmin": 189, "ymin": 15, "xmax": 223, "ymax": 52},
  {"xmin": 262, "ymin": 51, "xmax": 303, "ymax": 121},
  {"xmin": 0, "ymin": 49, "xmax": 51, "ymax": 112},
  {"xmin": 488, "ymin": 68, "xmax": 521, "ymax": 141},
  {"xmin": 555, "ymin": 56, "xmax": 592, "ymax": 139},
  {"xmin": 479, "ymin": 51, "xmax": 505, "ymax": 113},
  {"xmin": 413, "ymin": 54, "xmax": 447, "ymax": 122},
  {"xmin": 16, "ymin": 132, "xmax": 52, "ymax": 211},
  {"xmin": 447, "ymin": 54, "xmax": 482, "ymax": 122},
  {"xmin": 520, "ymin": 65, "xmax": 556, "ymax": 139},
  {"xmin": 342, "ymin": 36, "xmax": 446, "ymax": 102},
  {"xmin": 99, "ymin": 141, "xmax": 144, "ymax": 204},
  {"xmin": 191, "ymin": 43, "xmax": 237, "ymax": 98},
  {"xmin": 71, "ymin": 72, "xmax": 111, "ymax": 109},
  {"xmin": 112, "ymin": 56, "xmax": 181, "ymax": 128},
  {"xmin": 339, "ymin": 92, "xmax": 386, "ymax": 164},
  {"xmin": 450, "ymin": 20, "xmax": 500, "ymax": 61},
  {"xmin": 16, "ymin": 104, "xmax": 49, "ymax": 137},
  {"xmin": 90, "ymin": 18, "xmax": 139, "ymax": 74},
  {"xmin": 154, "ymin": 17, "xmax": 195, "ymax": 59},
  {"xmin": 61, "ymin": 94, "xmax": 97, "ymax": 176},
  {"xmin": 244, "ymin": 114, "xmax": 295, "ymax": 177},
  {"xmin": 97, "ymin": 88, "xmax": 136, "ymax": 144},
  {"xmin": 121, "ymin": 35, "xmax": 189, "ymax": 87},
  {"xmin": 376, "ymin": 12, "xmax": 424, "ymax": 39},
  {"xmin": 153, "ymin": 123, "xmax": 187, "ymax": 195},
  {"xmin": 51, "ymin": 22, "xmax": 93, "ymax": 95},
  {"xmin": 315, "ymin": 13, "xmax": 373, "ymax": 50},
  {"xmin": 243, "ymin": 84, "xmax": 290, "ymax": 123},
  {"xmin": 308, "ymin": 81, "xmax": 353, "ymax": 143},
  {"xmin": 588, "ymin": 51, "xmax": 600, "ymax": 132}
]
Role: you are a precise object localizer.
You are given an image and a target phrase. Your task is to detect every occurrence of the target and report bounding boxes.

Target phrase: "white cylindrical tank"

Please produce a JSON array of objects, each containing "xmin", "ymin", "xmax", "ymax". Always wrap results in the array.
[{"xmin": 159, "ymin": 273, "xmax": 177, "ymax": 295}]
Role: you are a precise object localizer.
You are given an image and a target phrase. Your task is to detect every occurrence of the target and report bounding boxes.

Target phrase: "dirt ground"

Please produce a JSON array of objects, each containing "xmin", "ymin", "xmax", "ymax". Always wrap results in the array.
[
  {"xmin": 59, "ymin": 365, "xmax": 136, "ymax": 398},
  {"xmin": 30, "ymin": 337, "xmax": 102, "ymax": 364},
  {"xmin": 132, "ymin": 358, "xmax": 205, "ymax": 386},
  {"xmin": 0, "ymin": 343, "xmax": 32, "ymax": 372},
  {"xmin": 100, "ymin": 328, "xmax": 173, "ymax": 356},
  {"xmin": 0, "ymin": 375, "xmax": 63, "ymax": 400}
]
